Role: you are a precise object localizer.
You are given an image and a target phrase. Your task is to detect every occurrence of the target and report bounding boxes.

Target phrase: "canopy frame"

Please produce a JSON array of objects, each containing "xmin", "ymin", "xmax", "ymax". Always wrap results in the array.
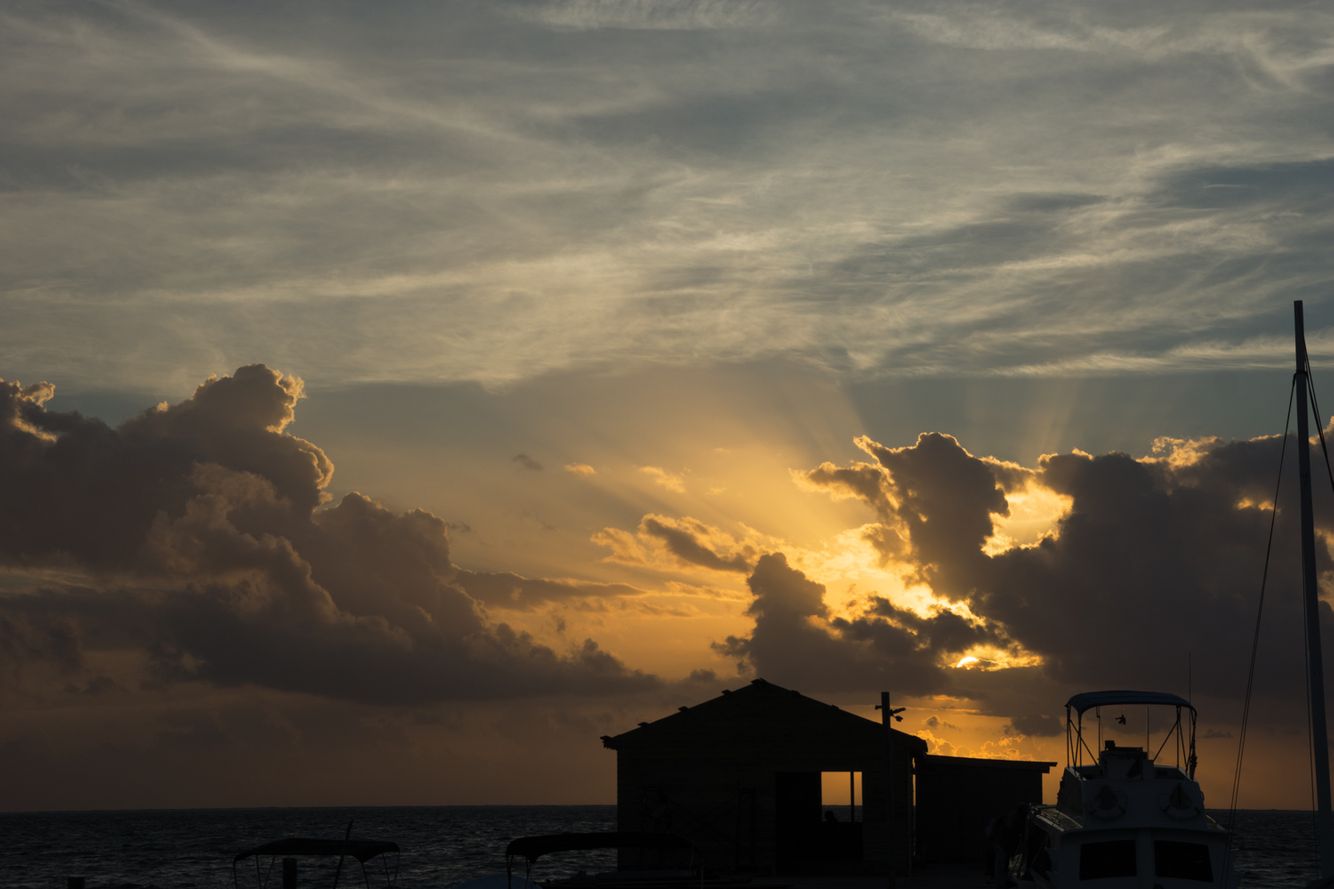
[
  {"xmin": 1064, "ymin": 690, "xmax": 1197, "ymax": 777},
  {"xmin": 232, "ymin": 837, "xmax": 400, "ymax": 889}
]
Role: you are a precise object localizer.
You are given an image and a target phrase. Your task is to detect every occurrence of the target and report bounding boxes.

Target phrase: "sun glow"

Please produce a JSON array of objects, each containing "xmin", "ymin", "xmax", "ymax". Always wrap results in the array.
[
  {"xmin": 790, "ymin": 524, "xmax": 950, "ymax": 619},
  {"xmin": 949, "ymin": 645, "xmax": 1044, "ymax": 671},
  {"xmin": 982, "ymin": 483, "xmax": 1073, "ymax": 556}
]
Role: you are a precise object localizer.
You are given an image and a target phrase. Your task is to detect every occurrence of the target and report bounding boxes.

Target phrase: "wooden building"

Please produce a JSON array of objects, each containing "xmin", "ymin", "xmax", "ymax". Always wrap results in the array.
[
  {"xmin": 915, "ymin": 753, "xmax": 1052, "ymax": 864},
  {"xmin": 602, "ymin": 679, "xmax": 1053, "ymax": 877}
]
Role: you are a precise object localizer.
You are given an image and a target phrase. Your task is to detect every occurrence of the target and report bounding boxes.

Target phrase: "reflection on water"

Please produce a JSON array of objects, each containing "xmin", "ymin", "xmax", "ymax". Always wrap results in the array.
[
  {"xmin": 1224, "ymin": 809, "xmax": 1319, "ymax": 888},
  {"xmin": 0, "ymin": 806, "xmax": 1317, "ymax": 888}
]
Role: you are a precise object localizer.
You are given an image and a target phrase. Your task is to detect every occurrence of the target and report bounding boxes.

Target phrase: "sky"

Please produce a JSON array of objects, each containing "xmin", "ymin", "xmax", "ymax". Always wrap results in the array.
[{"xmin": 4, "ymin": 0, "xmax": 1334, "ymax": 812}]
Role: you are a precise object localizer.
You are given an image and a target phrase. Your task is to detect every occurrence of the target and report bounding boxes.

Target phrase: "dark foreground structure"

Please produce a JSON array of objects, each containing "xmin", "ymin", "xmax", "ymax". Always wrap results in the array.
[{"xmin": 602, "ymin": 679, "xmax": 1052, "ymax": 877}]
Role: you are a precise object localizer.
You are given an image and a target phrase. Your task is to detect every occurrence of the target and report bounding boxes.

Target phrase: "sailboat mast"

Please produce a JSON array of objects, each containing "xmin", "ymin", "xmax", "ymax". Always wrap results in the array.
[{"xmin": 1294, "ymin": 299, "xmax": 1334, "ymax": 877}]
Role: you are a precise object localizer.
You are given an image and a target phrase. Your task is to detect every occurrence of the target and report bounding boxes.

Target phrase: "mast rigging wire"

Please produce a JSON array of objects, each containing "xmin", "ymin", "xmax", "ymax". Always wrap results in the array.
[{"xmin": 1226, "ymin": 374, "xmax": 1296, "ymax": 852}]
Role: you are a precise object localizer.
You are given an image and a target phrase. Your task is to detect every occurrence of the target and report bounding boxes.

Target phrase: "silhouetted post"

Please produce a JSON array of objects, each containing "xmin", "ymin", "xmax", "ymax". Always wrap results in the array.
[
  {"xmin": 1296, "ymin": 299, "xmax": 1334, "ymax": 878},
  {"xmin": 67, "ymin": 879, "xmax": 84, "ymax": 889},
  {"xmin": 877, "ymin": 691, "xmax": 906, "ymax": 887},
  {"xmin": 282, "ymin": 856, "xmax": 297, "ymax": 889}
]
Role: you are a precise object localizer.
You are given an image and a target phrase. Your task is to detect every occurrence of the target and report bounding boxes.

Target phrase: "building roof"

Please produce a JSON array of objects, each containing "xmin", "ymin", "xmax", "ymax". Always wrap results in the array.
[
  {"xmin": 602, "ymin": 678, "xmax": 927, "ymax": 756},
  {"xmin": 920, "ymin": 753, "xmax": 1056, "ymax": 772}
]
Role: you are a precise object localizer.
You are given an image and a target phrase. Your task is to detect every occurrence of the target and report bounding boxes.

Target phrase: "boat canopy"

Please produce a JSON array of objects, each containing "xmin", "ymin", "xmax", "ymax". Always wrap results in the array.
[
  {"xmin": 233, "ymin": 838, "xmax": 400, "ymax": 864},
  {"xmin": 1066, "ymin": 690, "xmax": 1194, "ymax": 715},
  {"xmin": 505, "ymin": 832, "xmax": 694, "ymax": 863}
]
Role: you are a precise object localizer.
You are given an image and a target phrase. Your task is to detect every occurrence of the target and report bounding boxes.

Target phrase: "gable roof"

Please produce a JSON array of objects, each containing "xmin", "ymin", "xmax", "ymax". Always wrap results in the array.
[{"xmin": 602, "ymin": 678, "xmax": 926, "ymax": 755}]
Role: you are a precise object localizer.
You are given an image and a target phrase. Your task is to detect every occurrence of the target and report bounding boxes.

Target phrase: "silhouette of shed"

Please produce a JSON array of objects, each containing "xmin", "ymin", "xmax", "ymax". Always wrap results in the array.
[
  {"xmin": 915, "ymin": 753, "xmax": 1053, "ymax": 864},
  {"xmin": 602, "ymin": 679, "xmax": 925, "ymax": 876}
]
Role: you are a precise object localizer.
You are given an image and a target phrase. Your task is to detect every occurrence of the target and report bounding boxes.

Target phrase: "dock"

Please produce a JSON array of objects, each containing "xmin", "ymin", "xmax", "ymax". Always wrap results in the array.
[{"xmin": 755, "ymin": 864, "xmax": 994, "ymax": 888}]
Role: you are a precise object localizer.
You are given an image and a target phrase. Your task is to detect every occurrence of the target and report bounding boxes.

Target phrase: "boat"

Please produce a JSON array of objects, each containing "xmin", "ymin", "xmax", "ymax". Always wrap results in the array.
[
  {"xmin": 232, "ymin": 835, "xmax": 400, "ymax": 888},
  {"xmin": 1010, "ymin": 690, "xmax": 1234, "ymax": 887}
]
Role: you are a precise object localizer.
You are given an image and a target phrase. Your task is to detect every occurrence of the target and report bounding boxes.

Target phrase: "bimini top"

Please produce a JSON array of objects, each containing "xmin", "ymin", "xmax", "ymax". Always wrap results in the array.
[
  {"xmin": 1066, "ymin": 690, "xmax": 1194, "ymax": 715},
  {"xmin": 506, "ymin": 832, "xmax": 694, "ymax": 863},
  {"xmin": 233, "ymin": 838, "xmax": 400, "ymax": 863}
]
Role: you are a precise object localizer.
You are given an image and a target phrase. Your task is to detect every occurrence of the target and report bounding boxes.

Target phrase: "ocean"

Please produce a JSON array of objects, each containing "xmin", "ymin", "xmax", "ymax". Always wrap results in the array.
[{"xmin": 0, "ymin": 806, "xmax": 1317, "ymax": 888}]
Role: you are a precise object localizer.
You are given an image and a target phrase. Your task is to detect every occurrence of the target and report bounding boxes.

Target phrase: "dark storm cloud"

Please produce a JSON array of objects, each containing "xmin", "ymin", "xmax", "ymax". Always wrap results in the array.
[
  {"xmin": 592, "ymin": 514, "xmax": 759, "ymax": 574},
  {"xmin": 705, "ymin": 417, "xmax": 1334, "ymax": 735},
  {"xmin": 0, "ymin": 366, "xmax": 330, "ymax": 569},
  {"xmin": 802, "ymin": 433, "xmax": 1021, "ymax": 592},
  {"xmin": 862, "ymin": 595, "xmax": 1000, "ymax": 654},
  {"xmin": 1004, "ymin": 713, "xmax": 1064, "ymax": 738},
  {"xmin": 714, "ymin": 553, "xmax": 947, "ymax": 694},
  {"xmin": 639, "ymin": 515, "xmax": 755, "ymax": 573},
  {"xmin": 854, "ymin": 433, "xmax": 1012, "ymax": 597},
  {"xmin": 796, "ymin": 428, "xmax": 1334, "ymax": 723},
  {"xmin": 0, "ymin": 366, "xmax": 657, "ymax": 704}
]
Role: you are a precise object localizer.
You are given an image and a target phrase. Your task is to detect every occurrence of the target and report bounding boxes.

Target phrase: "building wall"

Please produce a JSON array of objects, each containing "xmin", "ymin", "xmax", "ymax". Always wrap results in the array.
[
  {"xmin": 615, "ymin": 745, "xmax": 916, "ymax": 876},
  {"xmin": 914, "ymin": 758, "xmax": 1049, "ymax": 864}
]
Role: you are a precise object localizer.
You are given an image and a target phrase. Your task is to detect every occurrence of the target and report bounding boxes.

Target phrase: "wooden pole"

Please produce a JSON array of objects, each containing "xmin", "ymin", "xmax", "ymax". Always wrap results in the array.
[
  {"xmin": 876, "ymin": 692, "xmax": 904, "ymax": 885},
  {"xmin": 850, "ymin": 771, "xmax": 856, "ymax": 823},
  {"xmin": 881, "ymin": 691, "xmax": 895, "ymax": 888}
]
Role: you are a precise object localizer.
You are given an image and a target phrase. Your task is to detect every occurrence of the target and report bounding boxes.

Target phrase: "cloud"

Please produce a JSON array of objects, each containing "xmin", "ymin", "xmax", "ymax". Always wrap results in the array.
[
  {"xmin": 6, "ymin": 3, "xmax": 1334, "ymax": 394},
  {"xmin": 455, "ymin": 570, "xmax": 646, "ymax": 609},
  {"xmin": 564, "ymin": 462, "xmax": 597, "ymax": 476},
  {"xmin": 651, "ymin": 416, "xmax": 1334, "ymax": 742},
  {"xmin": 713, "ymin": 553, "xmax": 948, "ymax": 695},
  {"xmin": 593, "ymin": 514, "xmax": 764, "ymax": 574},
  {"xmin": 861, "ymin": 595, "xmax": 1001, "ymax": 654},
  {"xmin": 512, "ymin": 453, "xmax": 544, "ymax": 471},
  {"xmin": 639, "ymin": 465, "xmax": 686, "ymax": 493},
  {"xmin": 638, "ymin": 515, "xmax": 753, "ymax": 572},
  {"xmin": 798, "ymin": 427, "xmax": 1334, "ymax": 724},
  {"xmin": 1003, "ymin": 713, "xmax": 1064, "ymax": 738},
  {"xmin": 799, "ymin": 433, "xmax": 1020, "ymax": 593},
  {"xmin": 0, "ymin": 366, "xmax": 657, "ymax": 705},
  {"xmin": 0, "ymin": 365, "xmax": 332, "ymax": 569},
  {"xmin": 510, "ymin": 0, "xmax": 773, "ymax": 32}
]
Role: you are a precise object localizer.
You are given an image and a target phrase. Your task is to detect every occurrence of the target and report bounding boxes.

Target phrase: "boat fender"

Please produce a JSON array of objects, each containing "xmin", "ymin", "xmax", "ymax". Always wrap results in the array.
[
  {"xmin": 1086, "ymin": 783, "xmax": 1126, "ymax": 820},
  {"xmin": 1159, "ymin": 781, "xmax": 1202, "ymax": 820}
]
